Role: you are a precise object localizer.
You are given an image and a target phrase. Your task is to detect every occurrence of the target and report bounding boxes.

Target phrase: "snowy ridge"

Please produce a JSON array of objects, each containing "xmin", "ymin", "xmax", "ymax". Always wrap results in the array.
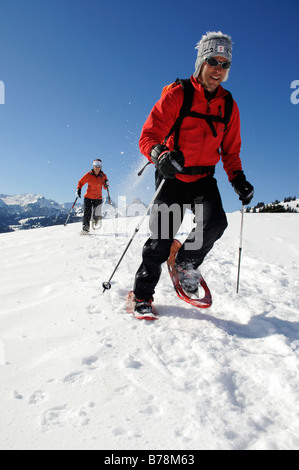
[
  {"xmin": 281, "ymin": 198, "xmax": 299, "ymax": 211},
  {"xmin": 0, "ymin": 193, "xmax": 61, "ymax": 209},
  {"xmin": 249, "ymin": 198, "xmax": 299, "ymax": 213},
  {"xmin": 0, "ymin": 193, "xmax": 83, "ymax": 232},
  {"xmin": 0, "ymin": 212, "xmax": 299, "ymax": 450}
]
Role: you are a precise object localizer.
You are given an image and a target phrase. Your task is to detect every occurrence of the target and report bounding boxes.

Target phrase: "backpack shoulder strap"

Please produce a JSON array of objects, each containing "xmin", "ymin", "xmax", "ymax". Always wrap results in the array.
[
  {"xmin": 223, "ymin": 90, "xmax": 233, "ymax": 130},
  {"xmin": 162, "ymin": 82, "xmax": 233, "ymax": 147},
  {"xmin": 220, "ymin": 91, "xmax": 234, "ymax": 156},
  {"xmin": 163, "ymin": 78, "xmax": 194, "ymax": 149},
  {"xmin": 176, "ymin": 78, "xmax": 194, "ymax": 119}
]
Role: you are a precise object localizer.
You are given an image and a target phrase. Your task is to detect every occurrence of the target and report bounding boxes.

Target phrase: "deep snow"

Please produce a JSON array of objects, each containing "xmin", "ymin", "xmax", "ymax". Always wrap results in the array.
[{"xmin": 0, "ymin": 212, "xmax": 299, "ymax": 450}]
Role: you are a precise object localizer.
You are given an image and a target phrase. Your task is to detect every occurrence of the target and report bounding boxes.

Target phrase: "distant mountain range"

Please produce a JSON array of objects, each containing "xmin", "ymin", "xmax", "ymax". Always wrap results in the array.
[
  {"xmin": 0, "ymin": 194, "xmax": 146, "ymax": 233},
  {"xmin": 0, "ymin": 194, "xmax": 84, "ymax": 233},
  {"xmin": 1, "ymin": 193, "xmax": 297, "ymax": 234}
]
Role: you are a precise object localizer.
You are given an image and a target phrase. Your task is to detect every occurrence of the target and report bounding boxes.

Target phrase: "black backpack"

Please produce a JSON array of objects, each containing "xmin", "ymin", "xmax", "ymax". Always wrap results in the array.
[
  {"xmin": 163, "ymin": 78, "xmax": 234, "ymax": 148},
  {"xmin": 160, "ymin": 78, "xmax": 234, "ymax": 176},
  {"xmin": 138, "ymin": 78, "xmax": 234, "ymax": 177}
]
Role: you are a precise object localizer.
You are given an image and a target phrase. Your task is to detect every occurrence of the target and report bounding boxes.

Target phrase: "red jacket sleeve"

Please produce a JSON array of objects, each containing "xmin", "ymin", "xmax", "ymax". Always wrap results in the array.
[
  {"xmin": 221, "ymin": 100, "xmax": 243, "ymax": 182},
  {"xmin": 77, "ymin": 173, "xmax": 89, "ymax": 190},
  {"xmin": 139, "ymin": 87, "xmax": 184, "ymax": 162},
  {"xmin": 102, "ymin": 172, "xmax": 108, "ymax": 188}
]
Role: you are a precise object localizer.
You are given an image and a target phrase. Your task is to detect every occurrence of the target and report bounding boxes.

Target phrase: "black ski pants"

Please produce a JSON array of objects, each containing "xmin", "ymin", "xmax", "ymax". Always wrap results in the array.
[
  {"xmin": 133, "ymin": 174, "xmax": 228, "ymax": 301},
  {"xmin": 83, "ymin": 197, "xmax": 102, "ymax": 231}
]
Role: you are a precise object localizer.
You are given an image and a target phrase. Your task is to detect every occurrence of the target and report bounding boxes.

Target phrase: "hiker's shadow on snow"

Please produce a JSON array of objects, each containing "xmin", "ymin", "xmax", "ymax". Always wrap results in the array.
[
  {"xmin": 214, "ymin": 313, "xmax": 299, "ymax": 341},
  {"xmin": 160, "ymin": 306, "xmax": 299, "ymax": 342}
]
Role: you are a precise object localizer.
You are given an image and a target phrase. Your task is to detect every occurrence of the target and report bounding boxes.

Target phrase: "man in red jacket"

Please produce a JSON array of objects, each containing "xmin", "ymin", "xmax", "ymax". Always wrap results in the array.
[
  {"xmin": 132, "ymin": 31, "xmax": 254, "ymax": 317},
  {"xmin": 77, "ymin": 159, "xmax": 109, "ymax": 234}
]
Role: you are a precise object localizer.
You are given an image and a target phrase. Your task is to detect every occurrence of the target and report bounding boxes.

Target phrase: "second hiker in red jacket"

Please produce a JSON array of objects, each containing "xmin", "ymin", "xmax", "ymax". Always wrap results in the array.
[
  {"xmin": 132, "ymin": 31, "xmax": 254, "ymax": 317},
  {"xmin": 77, "ymin": 159, "xmax": 109, "ymax": 234}
]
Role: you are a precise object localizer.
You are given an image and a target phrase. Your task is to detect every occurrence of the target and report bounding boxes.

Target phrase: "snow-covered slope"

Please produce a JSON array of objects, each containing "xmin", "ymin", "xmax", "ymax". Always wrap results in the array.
[
  {"xmin": 0, "ymin": 212, "xmax": 299, "ymax": 450},
  {"xmin": 250, "ymin": 198, "xmax": 299, "ymax": 213},
  {"xmin": 281, "ymin": 198, "xmax": 299, "ymax": 211}
]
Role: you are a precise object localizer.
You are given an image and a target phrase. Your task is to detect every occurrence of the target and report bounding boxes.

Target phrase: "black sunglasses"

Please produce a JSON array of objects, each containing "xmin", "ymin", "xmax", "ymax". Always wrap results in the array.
[{"xmin": 205, "ymin": 57, "xmax": 231, "ymax": 70}]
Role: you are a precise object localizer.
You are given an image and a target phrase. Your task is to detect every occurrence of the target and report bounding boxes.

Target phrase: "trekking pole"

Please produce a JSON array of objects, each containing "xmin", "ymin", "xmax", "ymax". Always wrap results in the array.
[
  {"xmin": 236, "ymin": 204, "xmax": 245, "ymax": 293},
  {"xmin": 102, "ymin": 178, "xmax": 166, "ymax": 293},
  {"xmin": 64, "ymin": 197, "xmax": 79, "ymax": 227},
  {"xmin": 107, "ymin": 187, "xmax": 112, "ymax": 205}
]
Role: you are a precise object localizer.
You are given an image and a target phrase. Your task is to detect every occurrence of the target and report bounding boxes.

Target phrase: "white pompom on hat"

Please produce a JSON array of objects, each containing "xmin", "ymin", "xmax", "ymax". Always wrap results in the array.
[{"xmin": 194, "ymin": 31, "xmax": 233, "ymax": 82}]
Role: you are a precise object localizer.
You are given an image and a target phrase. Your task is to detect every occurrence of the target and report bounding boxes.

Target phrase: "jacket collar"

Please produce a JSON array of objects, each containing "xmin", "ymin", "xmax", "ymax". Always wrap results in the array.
[
  {"xmin": 91, "ymin": 169, "xmax": 103, "ymax": 177},
  {"xmin": 191, "ymin": 74, "xmax": 227, "ymax": 99}
]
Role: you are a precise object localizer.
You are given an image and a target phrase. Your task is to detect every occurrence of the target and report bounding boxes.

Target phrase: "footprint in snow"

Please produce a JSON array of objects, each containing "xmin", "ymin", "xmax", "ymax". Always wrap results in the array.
[
  {"xmin": 28, "ymin": 390, "xmax": 46, "ymax": 405},
  {"xmin": 81, "ymin": 355, "xmax": 99, "ymax": 367},
  {"xmin": 41, "ymin": 402, "xmax": 95, "ymax": 430},
  {"xmin": 63, "ymin": 371, "xmax": 84, "ymax": 383},
  {"xmin": 123, "ymin": 355, "xmax": 143, "ymax": 369}
]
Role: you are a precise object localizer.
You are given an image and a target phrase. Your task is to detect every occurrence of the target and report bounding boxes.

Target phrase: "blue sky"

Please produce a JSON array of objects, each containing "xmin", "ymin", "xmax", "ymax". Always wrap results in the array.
[{"xmin": 0, "ymin": 0, "xmax": 298, "ymax": 212}]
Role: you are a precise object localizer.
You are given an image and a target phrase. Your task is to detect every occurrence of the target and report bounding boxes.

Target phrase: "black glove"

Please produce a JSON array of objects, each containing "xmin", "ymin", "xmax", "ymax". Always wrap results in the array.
[
  {"xmin": 150, "ymin": 144, "xmax": 185, "ymax": 179},
  {"xmin": 76, "ymin": 188, "xmax": 81, "ymax": 198},
  {"xmin": 231, "ymin": 171, "xmax": 254, "ymax": 205}
]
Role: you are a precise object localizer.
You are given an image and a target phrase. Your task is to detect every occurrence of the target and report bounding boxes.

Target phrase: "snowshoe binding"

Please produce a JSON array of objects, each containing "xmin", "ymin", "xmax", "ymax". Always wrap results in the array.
[
  {"xmin": 167, "ymin": 239, "xmax": 212, "ymax": 309},
  {"xmin": 126, "ymin": 291, "xmax": 159, "ymax": 321},
  {"xmin": 92, "ymin": 217, "xmax": 103, "ymax": 230}
]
